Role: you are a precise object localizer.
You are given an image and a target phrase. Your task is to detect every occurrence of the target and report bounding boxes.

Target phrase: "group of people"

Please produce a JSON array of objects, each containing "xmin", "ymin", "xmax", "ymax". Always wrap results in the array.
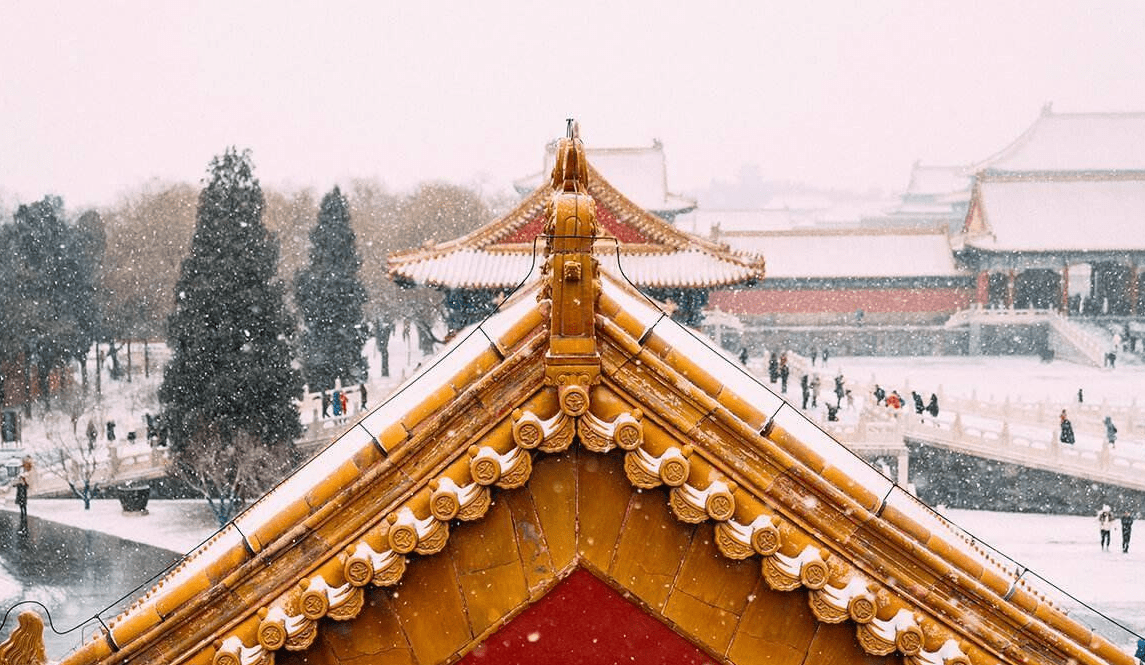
[
  {"xmin": 873, "ymin": 384, "xmax": 939, "ymax": 418},
  {"xmin": 1058, "ymin": 408, "xmax": 1119, "ymax": 447},
  {"xmin": 1097, "ymin": 504, "xmax": 1135, "ymax": 553},
  {"xmin": 320, "ymin": 384, "xmax": 368, "ymax": 419}
]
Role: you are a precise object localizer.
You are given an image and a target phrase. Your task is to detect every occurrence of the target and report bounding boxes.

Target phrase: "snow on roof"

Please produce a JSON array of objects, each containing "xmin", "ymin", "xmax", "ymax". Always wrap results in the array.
[
  {"xmin": 719, "ymin": 229, "xmax": 963, "ymax": 279},
  {"xmin": 970, "ymin": 176, "xmax": 1145, "ymax": 252},
  {"xmin": 978, "ymin": 110, "xmax": 1145, "ymax": 173},
  {"xmin": 681, "ymin": 208, "xmax": 815, "ymax": 237},
  {"xmin": 904, "ymin": 164, "xmax": 973, "ymax": 197},
  {"xmin": 517, "ymin": 142, "xmax": 696, "ymax": 215},
  {"xmin": 395, "ymin": 243, "xmax": 763, "ymax": 290}
]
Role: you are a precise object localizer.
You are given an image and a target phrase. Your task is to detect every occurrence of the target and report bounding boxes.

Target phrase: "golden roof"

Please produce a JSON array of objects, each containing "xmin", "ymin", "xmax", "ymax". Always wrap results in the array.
[
  {"xmin": 11, "ymin": 133, "xmax": 1133, "ymax": 665},
  {"xmin": 387, "ymin": 147, "xmax": 764, "ymax": 290}
]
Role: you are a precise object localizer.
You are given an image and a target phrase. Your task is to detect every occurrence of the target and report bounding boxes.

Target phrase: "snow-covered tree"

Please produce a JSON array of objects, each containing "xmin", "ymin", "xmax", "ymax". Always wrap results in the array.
[
  {"xmin": 0, "ymin": 196, "xmax": 100, "ymax": 407},
  {"xmin": 159, "ymin": 148, "xmax": 303, "ymax": 464},
  {"xmin": 294, "ymin": 186, "xmax": 367, "ymax": 391}
]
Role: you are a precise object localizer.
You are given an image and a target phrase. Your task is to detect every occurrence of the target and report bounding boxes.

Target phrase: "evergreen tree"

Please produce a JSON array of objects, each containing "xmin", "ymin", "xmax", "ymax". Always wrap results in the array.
[
  {"xmin": 294, "ymin": 186, "xmax": 367, "ymax": 391},
  {"xmin": 159, "ymin": 149, "xmax": 303, "ymax": 455},
  {"xmin": 0, "ymin": 197, "xmax": 99, "ymax": 405}
]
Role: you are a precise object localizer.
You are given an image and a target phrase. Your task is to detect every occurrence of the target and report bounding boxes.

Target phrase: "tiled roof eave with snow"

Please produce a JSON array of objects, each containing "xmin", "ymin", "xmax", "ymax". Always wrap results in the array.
[
  {"xmin": 391, "ymin": 246, "xmax": 763, "ymax": 290},
  {"xmin": 389, "ymin": 163, "xmax": 762, "ymax": 290}
]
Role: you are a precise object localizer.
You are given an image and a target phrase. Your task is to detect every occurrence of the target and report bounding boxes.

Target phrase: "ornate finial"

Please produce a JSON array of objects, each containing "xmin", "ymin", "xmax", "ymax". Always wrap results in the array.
[
  {"xmin": 543, "ymin": 126, "xmax": 601, "ymax": 416},
  {"xmin": 0, "ymin": 611, "xmax": 47, "ymax": 665},
  {"xmin": 549, "ymin": 124, "xmax": 589, "ymax": 195}
]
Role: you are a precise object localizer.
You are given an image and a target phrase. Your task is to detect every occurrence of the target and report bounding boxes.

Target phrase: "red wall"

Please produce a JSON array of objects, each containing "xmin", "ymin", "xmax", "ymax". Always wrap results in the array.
[
  {"xmin": 460, "ymin": 568, "xmax": 712, "ymax": 665},
  {"xmin": 709, "ymin": 287, "xmax": 972, "ymax": 315}
]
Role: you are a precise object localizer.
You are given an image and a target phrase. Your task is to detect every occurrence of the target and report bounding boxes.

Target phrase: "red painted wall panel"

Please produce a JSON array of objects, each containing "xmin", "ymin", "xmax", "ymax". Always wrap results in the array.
[
  {"xmin": 709, "ymin": 287, "xmax": 972, "ymax": 315},
  {"xmin": 460, "ymin": 569, "xmax": 712, "ymax": 665}
]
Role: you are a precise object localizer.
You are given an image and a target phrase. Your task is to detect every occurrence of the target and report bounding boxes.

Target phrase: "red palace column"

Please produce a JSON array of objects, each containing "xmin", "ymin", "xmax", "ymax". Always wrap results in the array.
[{"xmin": 976, "ymin": 271, "xmax": 989, "ymax": 307}]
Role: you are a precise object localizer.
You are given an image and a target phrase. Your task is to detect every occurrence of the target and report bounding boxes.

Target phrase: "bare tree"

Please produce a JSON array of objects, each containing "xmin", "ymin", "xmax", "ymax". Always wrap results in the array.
[
  {"xmin": 169, "ymin": 425, "xmax": 296, "ymax": 526},
  {"xmin": 34, "ymin": 389, "xmax": 105, "ymax": 509}
]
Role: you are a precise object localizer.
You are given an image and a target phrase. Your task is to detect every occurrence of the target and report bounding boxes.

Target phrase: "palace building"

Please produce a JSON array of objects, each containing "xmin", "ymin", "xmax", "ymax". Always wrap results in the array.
[
  {"xmin": 5, "ymin": 130, "xmax": 1135, "ymax": 665},
  {"xmin": 958, "ymin": 106, "xmax": 1145, "ymax": 316},
  {"xmin": 388, "ymin": 134, "xmax": 762, "ymax": 331}
]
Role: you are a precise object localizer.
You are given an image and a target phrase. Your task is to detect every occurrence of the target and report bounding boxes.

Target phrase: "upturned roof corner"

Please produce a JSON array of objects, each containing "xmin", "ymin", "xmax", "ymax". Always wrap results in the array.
[{"xmin": 540, "ymin": 123, "xmax": 602, "ymax": 417}]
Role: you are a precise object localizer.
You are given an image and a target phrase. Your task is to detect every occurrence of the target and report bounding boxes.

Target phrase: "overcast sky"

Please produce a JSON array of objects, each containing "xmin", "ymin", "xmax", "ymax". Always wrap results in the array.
[{"xmin": 3, "ymin": 1, "xmax": 1145, "ymax": 210}]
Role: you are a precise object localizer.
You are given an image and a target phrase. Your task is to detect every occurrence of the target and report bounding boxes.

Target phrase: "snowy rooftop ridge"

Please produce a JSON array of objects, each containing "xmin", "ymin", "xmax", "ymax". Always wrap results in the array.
[{"xmin": 974, "ymin": 106, "xmax": 1145, "ymax": 173}]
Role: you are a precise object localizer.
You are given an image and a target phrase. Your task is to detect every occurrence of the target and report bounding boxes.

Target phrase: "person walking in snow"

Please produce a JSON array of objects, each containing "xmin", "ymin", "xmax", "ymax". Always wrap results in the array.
[
  {"xmin": 810, "ymin": 374, "xmax": 821, "ymax": 408},
  {"xmin": 1104, "ymin": 416, "xmax": 1118, "ymax": 448},
  {"xmin": 14, "ymin": 473, "xmax": 28, "ymax": 521},
  {"xmin": 873, "ymin": 384, "xmax": 886, "ymax": 406},
  {"xmin": 360, "ymin": 384, "xmax": 368, "ymax": 411},
  {"xmin": 810, "ymin": 347, "xmax": 817, "ymax": 366},
  {"xmin": 779, "ymin": 353, "xmax": 790, "ymax": 394},
  {"xmin": 739, "ymin": 347, "xmax": 748, "ymax": 366},
  {"xmin": 886, "ymin": 391, "xmax": 903, "ymax": 410},
  {"xmin": 800, "ymin": 374, "xmax": 810, "ymax": 410},
  {"xmin": 1077, "ymin": 387, "xmax": 1084, "ymax": 404},
  {"xmin": 822, "ymin": 348, "xmax": 829, "ymax": 364},
  {"xmin": 833, "ymin": 372, "xmax": 845, "ymax": 408},
  {"xmin": 912, "ymin": 391, "xmax": 925, "ymax": 415},
  {"xmin": 321, "ymin": 390, "xmax": 330, "ymax": 418},
  {"xmin": 1099, "ymin": 505, "xmax": 1115, "ymax": 550},
  {"xmin": 1121, "ymin": 510, "xmax": 1135, "ymax": 553},
  {"xmin": 1059, "ymin": 410, "xmax": 1075, "ymax": 445},
  {"xmin": 768, "ymin": 352, "xmax": 778, "ymax": 384}
]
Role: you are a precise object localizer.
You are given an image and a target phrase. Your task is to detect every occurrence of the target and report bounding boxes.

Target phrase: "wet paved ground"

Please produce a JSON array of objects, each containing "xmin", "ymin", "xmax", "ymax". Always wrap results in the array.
[{"xmin": 0, "ymin": 511, "xmax": 183, "ymax": 659}]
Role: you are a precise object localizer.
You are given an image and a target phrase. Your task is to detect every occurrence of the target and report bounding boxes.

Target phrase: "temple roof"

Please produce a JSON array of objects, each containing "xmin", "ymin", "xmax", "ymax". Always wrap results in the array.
[
  {"xmin": 390, "ymin": 160, "xmax": 763, "ymax": 290},
  {"xmin": 715, "ymin": 227, "xmax": 965, "ymax": 279},
  {"xmin": 963, "ymin": 173, "xmax": 1145, "ymax": 253},
  {"xmin": 513, "ymin": 139, "xmax": 696, "ymax": 218},
  {"xmin": 974, "ymin": 106, "xmax": 1145, "ymax": 174},
  {"xmin": 33, "ymin": 135, "xmax": 1137, "ymax": 665}
]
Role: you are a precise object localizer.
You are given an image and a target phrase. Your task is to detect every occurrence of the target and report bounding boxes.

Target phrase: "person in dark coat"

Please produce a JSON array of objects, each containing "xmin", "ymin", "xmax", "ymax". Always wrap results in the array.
[
  {"xmin": 833, "ymin": 373, "xmax": 845, "ymax": 408},
  {"xmin": 738, "ymin": 347, "xmax": 748, "ymax": 366},
  {"xmin": 810, "ymin": 347, "xmax": 817, "ymax": 366},
  {"xmin": 1121, "ymin": 510, "xmax": 1135, "ymax": 553},
  {"xmin": 1059, "ymin": 410, "xmax": 1075, "ymax": 445},
  {"xmin": 821, "ymin": 348, "xmax": 829, "ymax": 364},
  {"xmin": 768, "ymin": 352, "xmax": 778, "ymax": 384},
  {"xmin": 779, "ymin": 361, "xmax": 790, "ymax": 394},
  {"xmin": 800, "ymin": 374, "xmax": 810, "ymax": 410},
  {"xmin": 873, "ymin": 384, "xmax": 886, "ymax": 406},
  {"xmin": 14, "ymin": 474, "xmax": 28, "ymax": 521},
  {"xmin": 321, "ymin": 390, "xmax": 330, "ymax": 418},
  {"xmin": 926, "ymin": 393, "xmax": 939, "ymax": 417},
  {"xmin": 360, "ymin": 384, "xmax": 368, "ymax": 410},
  {"xmin": 1104, "ymin": 415, "xmax": 1118, "ymax": 448},
  {"xmin": 912, "ymin": 391, "xmax": 925, "ymax": 415}
]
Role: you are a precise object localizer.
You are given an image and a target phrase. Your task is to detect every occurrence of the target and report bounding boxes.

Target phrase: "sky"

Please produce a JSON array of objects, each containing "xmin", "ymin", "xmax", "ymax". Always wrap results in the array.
[{"xmin": 3, "ymin": 1, "xmax": 1145, "ymax": 211}]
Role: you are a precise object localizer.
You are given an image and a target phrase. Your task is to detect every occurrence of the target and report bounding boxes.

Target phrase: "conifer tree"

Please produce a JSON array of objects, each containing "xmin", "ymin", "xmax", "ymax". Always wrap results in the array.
[
  {"xmin": 159, "ymin": 149, "xmax": 303, "ymax": 455},
  {"xmin": 294, "ymin": 186, "xmax": 367, "ymax": 391},
  {"xmin": 0, "ymin": 196, "xmax": 99, "ymax": 405}
]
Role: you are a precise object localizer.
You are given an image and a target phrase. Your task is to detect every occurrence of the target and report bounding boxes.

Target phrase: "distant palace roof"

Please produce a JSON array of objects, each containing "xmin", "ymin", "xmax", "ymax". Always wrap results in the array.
[
  {"xmin": 389, "ymin": 158, "xmax": 763, "ymax": 290},
  {"xmin": 964, "ymin": 173, "xmax": 1145, "ymax": 253},
  {"xmin": 24, "ymin": 133, "xmax": 1135, "ymax": 665},
  {"xmin": 974, "ymin": 105, "xmax": 1145, "ymax": 174},
  {"xmin": 960, "ymin": 105, "xmax": 1145, "ymax": 255},
  {"xmin": 716, "ymin": 226, "xmax": 964, "ymax": 280}
]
